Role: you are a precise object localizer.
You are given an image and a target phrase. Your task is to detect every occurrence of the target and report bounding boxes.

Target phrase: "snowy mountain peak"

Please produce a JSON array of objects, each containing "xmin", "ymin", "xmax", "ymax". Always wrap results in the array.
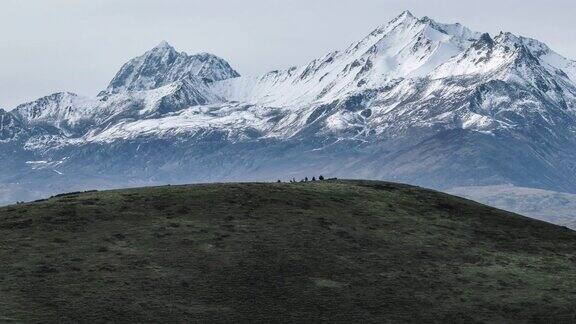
[
  {"xmin": 393, "ymin": 10, "xmax": 417, "ymax": 24},
  {"xmin": 214, "ymin": 12, "xmax": 488, "ymax": 107},
  {"xmin": 519, "ymin": 36, "xmax": 576, "ymax": 82},
  {"xmin": 400, "ymin": 10, "xmax": 415, "ymax": 17},
  {"xmin": 145, "ymin": 41, "xmax": 179, "ymax": 57},
  {"xmin": 10, "ymin": 91, "xmax": 98, "ymax": 136},
  {"xmin": 154, "ymin": 40, "xmax": 173, "ymax": 49},
  {"xmin": 373, "ymin": 11, "xmax": 479, "ymax": 42},
  {"xmin": 101, "ymin": 43, "xmax": 239, "ymax": 95},
  {"xmin": 371, "ymin": 10, "xmax": 419, "ymax": 35},
  {"xmin": 144, "ymin": 40, "xmax": 179, "ymax": 59},
  {"xmin": 477, "ymin": 33, "xmax": 495, "ymax": 45},
  {"xmin": 494, "ymin": 32, "xmax": 523, "ymax": 47}
]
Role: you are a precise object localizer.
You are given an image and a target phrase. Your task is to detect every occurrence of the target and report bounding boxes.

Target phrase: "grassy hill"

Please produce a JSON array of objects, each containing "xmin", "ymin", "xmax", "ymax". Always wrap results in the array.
[{"xmin": 1, "ymin": 180, "xmax": 576, "ymax": 323}]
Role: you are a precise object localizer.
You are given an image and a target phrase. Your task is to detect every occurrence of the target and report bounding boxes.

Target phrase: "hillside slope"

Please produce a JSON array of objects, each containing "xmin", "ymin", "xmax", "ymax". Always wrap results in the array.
[{"xmin": 1, "ymin": 180, "xmax": 576, "ymax": 322}]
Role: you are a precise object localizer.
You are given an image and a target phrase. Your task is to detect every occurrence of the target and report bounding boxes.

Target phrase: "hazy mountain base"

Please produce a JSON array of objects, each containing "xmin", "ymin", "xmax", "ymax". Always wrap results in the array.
[
  {"xmin": 3, "ymin": 127, "xmax": 576, "ymax": 216},
  {"xmin": 449, "ymin": 185, "xmax": 576, "ymax": 229},
  {"xmin": 2, "ymin": 129, "xmax": 576, "ymax": 233},
  {"xmin": 2, "ymin": 180, "xmax": 576, "ymax": 322}
]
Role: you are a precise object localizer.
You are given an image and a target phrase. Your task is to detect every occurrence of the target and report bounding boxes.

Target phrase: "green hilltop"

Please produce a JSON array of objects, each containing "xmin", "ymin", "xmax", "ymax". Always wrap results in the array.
[{"xmin": 1, "ymin": 180, "xmax": 576, "ymax": 322}]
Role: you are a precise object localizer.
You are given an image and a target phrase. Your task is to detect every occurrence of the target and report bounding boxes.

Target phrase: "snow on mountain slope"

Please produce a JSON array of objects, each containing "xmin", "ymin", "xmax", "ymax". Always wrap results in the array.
[
  {"xmin": 10, "ymin": 86, "xmax": 214, "ymax": 137},
  {"xmin": 424, "ymin": 32, "xmax": 576, "ymax": 130},
  {"xmin": 210, "ymin": 12, "xmax": 576, "ymax": 143},
  {"xmin": 430, "ymin": 33, "xmax": 513, "ymax": 78},
  {"xmin": 520, "ymin": 36, "xmax": 576, "ymax": 83},
  {"xmin": 108, "ymin": 75, "xmax": 226, "ymax": 118},
  {"xmin": 103, "ymin": 41, "xmax": 239, "ymax": 95},
  {"xmin": 12, "ymin": 92, "xmax": 98, "ymax": 135},
  {"xmin": 84, "ymin": 102, "xmax": 275, "ymax": 142},
  {"xmin": 213, "ymin": 11, "xmax": 481, "ymax": 107},
  {"xmin": 431, "ymin": 30, "xmax": 576, "ymax": 99}
]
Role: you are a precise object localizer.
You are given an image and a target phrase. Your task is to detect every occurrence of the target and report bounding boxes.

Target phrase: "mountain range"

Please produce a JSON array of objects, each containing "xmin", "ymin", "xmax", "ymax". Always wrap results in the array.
[{"xmin": 2, "ymin": 11, "xmax": 576, "ymax": 225}]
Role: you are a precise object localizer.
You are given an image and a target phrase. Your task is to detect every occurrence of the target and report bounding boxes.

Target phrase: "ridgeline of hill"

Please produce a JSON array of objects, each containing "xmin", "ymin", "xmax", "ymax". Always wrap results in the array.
[{"xmin": 1, "ymin": 180, "xmax": 576, "ymax": 323}]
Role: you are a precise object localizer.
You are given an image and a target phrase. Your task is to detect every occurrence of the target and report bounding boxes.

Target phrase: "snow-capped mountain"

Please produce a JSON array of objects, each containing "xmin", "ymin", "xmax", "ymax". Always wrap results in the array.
[
  {"xmin": 214, "ymin": 11, "xmax": 481, "ymax": 107},
  {"xmin": 102, "ymin": 41, "xmax": 239, "ymax": 95},
  {"xmin": 2, "ymin": 11, "xmax": 576, "ymax": 227}
]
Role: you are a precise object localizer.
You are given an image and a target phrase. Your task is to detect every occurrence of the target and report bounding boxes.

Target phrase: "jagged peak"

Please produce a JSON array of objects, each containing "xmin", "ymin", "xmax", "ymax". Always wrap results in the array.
[
  {"xmin": 9, "ymin": 91, "xmax": 87, "ymax": 124},
  {"xmin": 154, "ymin": 40, "xmax": 172, "ymax": 49},
  {"xmin": 367, "ymin": 11, "xmax": 479, "ymax": 46},
  {"xmin": 398, "ymin": 10, "xmax": 416, "ymax": 20},
  {"xmin": 53, "ymin": 91, "xmax": 78, "ymax": 97},
  {"xmin": 13, "ymin": 92, "xmax": 79, "ymax": 109},
  {"xmin": 471, "ymin": 33, "xmax": 495, "ymax": 50},
  {"xmin": 193, "ymin": 52, "xmax": 229, "ymax": 63},
  {"xmin": 23, "ymin": 92, "xmax": 78, "ymax": 103},
  {"xmin": 385, "ymin": 11, "xmax": 472, "ymax": 34},
  {"xmin": 367, "ymin": 10, "xmax": 419, "ymax": 35},
  {"xmin": 494, "ymin": 32, "xmax": 562, "ymax": 61},
  {"xmin": 385, "ymin": 10, "xmax": 419, "ymax": 29},
  {"xmin": 420, "ymin": 17, "xmax": 480, "ymax": 44},
  {"xmin": 102, "ymin": 42, "xmax": 239, "ymax": 94},
  {"xmin": 494, "ymin": 32, "xmax": 523, "ymax": 46},
  {"xmin": 479, "ymin": 33, "xmax": 494, "ymax": 43},
  {"xmin": 144, "ymin": 41, "xmax": 178, "ymax": 57},
  {"xmin": 419, "ymin": 15, "xmax": 457, "ymax": 26},
  {"xmin": 493, "ymin": 32, "xmax": 540, "ymax": 61},
  {"xmin": 518, "ymin": 36, "xmax": 555, "ymax": 59},
  {"xmin": 45, "ymin": 92, "xmax": 79, "ymax": 101}
]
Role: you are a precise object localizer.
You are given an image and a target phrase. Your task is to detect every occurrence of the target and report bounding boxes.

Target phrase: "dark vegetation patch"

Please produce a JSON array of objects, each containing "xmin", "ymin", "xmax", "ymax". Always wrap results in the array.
[{"xmin": 1, "ymin": 180, "xmax": 576, "ymax": 322}]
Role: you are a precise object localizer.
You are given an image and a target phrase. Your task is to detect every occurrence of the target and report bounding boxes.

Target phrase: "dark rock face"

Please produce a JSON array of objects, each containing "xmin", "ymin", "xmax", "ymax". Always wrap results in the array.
[{"xmin": 0, "ymin": 109, "xmax": 25, "ymax": 141}]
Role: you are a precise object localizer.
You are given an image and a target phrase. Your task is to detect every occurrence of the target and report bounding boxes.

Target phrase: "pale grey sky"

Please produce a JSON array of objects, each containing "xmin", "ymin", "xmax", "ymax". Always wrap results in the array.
[{"xmin": 1, "ymin": 0, "xmax": 575, "ymax": 109}]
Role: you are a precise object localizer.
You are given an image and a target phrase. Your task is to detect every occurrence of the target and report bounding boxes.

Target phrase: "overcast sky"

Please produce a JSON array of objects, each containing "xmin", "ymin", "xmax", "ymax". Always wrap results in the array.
[{"xmin": 1, "ymin": 0, "xmax": 575, "ymax": 109}]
